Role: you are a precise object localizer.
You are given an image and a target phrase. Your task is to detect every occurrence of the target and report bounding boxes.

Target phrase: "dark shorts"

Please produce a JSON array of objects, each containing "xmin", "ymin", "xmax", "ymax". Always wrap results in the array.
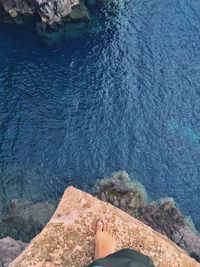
[{"xmin": 88, "ymin": 248, "xmax": 155, "ymax": 267}]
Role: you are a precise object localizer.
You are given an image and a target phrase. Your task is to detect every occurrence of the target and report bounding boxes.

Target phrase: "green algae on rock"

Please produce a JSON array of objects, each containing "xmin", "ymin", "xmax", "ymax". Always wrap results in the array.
[
  {"xmin": 94, "ymin": 171, "xmax": 200, "ymax": 262},
  {"xmin": 9, "ymin": 187, "xmax": 200, "ymax": 267}
]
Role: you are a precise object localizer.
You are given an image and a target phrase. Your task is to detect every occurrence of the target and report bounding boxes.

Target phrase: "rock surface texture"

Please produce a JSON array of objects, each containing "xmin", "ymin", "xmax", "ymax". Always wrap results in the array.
[
  {"xmin": 95, "ymin": 171, "xmax": 200, "ymax": 262},
  {"xmin": 0, "ymin": 0, "xmax": 79, "ymax": 24},
  {"xmin": 0, "ymin": 237, "xmax": 27, "ymax": 267},
  {"xmin": 9, "ymin": 187, "xmax": 200, "ymax": 267}
]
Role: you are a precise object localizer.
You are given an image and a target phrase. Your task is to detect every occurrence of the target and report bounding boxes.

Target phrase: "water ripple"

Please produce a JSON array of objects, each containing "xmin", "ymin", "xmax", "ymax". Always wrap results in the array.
[{"xmin": 0, "ymin": 0, "xmax": 200, "ymax": 233}]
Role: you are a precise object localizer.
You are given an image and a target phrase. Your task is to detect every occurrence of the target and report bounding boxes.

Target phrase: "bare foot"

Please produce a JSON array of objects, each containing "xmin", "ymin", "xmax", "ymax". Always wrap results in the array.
[{"xmin": 95, "ymin": 221, "xmax": 116, "ymax": 260}]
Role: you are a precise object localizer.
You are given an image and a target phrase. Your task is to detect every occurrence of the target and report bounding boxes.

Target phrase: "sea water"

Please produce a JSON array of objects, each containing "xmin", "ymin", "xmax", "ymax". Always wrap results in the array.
[{"xmin": 0, "ymin": 0, "xmax": 200, "ymax": 236}]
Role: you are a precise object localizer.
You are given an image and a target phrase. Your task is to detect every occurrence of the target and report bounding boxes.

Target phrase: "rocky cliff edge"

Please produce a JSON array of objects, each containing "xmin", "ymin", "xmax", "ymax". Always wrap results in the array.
[{"xmin": 9, "ymin": 186, "xmax": 200, "ymax": 267}]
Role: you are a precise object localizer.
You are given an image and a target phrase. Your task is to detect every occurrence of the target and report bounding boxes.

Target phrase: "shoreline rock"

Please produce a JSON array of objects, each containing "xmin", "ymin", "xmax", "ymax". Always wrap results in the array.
[
  {"xmin": 1, "ymin": 171, "xmax": 199, "ymax": 265},
  {"xmin": 0, "ymin": 0, "xmax": 76, "ymax": 24},
  {"xmin": 0, "ymin": 237, "xmax": 27, "ymax": 267},
  {"xmin": 0, "ymin": 199, "xmax": 58, "ymax": 243},
  {"xmin": 0, "ymin": 0, "xmax": 119, "ymax": 44},
  {"xmin": 0, "ymin": 0, "xmax": 89, "ymax": 25},
  {"xmin": 94, "ymin": 171, "xmax": 200, "ymax": 262},
  {"xmin": 8, "ymin": 187, "xmax": 200, "ymax": 267}
]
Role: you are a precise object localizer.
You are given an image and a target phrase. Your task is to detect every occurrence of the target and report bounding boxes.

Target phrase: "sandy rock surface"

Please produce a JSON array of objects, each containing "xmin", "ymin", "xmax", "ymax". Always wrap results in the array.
[
  {"xmin": 9, "ymin": 186, "xmax": 200, "ymax": 267},
  {"xmin": 95, "ymin": 171, "xmax": 200, "ymax": 262}
]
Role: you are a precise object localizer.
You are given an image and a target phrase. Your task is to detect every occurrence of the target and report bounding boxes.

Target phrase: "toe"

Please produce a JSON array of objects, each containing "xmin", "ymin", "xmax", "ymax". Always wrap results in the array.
[
  {"xmin": 109, "ymin": 226, "xmax": 113, "ymax": 235},
  {"xmin": 96, "ymin": 220, "xmax": 103, "ymax": 232},
  {"xmin": 107, "ymin": 223, "xmax": 113, "ymax": 234},
  {"xmin": 104, "ymin": 222, "xmax": 108, "ymax": 232}
]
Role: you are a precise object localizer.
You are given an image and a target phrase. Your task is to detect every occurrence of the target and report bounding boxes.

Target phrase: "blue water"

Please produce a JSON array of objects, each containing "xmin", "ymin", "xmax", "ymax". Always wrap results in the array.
[{"xmin": 0, "ymin": 0, "xmax": 200, "ymax": 232}]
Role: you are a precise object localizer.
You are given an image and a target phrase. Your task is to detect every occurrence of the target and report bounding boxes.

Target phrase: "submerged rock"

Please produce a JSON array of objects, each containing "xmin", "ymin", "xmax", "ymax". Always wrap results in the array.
[
  {"xmin": 0, "ymin": 166, "xmax": 59, "ymax": 242},
  {"xmin": 0, "ymin": 237, "xmax": 27, "ymax": 267},
  {"xmin": 94, "ymin": 171, "xmax": 200, "ymax": 262},
  {"xmin": 9, "ymin": 187, "xmax": 200, "ymax": 267},
  {"xmin": 0, "ymin": 200, "xmax": 58, "ymax": 242}
]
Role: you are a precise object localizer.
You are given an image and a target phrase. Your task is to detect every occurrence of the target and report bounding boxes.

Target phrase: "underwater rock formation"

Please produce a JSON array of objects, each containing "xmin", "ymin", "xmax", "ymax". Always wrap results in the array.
[
  {"xmin": 0, "ymin": 237, "xmax": 27, "ymax": 267},
  {"xmin": 0, "ymin": 0, "xmax": 88, "ymax": 24},
  {"xmin": 0, "ymin": 198, "xmax": 57, "ymax": 243},
  {"xmin": 94, "ymin": 171, "xmax": 200, "ymax": 262},
  {"xmin": 9, "ymin": 187, "xmax": 200, "ymax": 267},
  {"xmin": 0, "ymin": 165, "xmax": 59, "ymax": 242}
]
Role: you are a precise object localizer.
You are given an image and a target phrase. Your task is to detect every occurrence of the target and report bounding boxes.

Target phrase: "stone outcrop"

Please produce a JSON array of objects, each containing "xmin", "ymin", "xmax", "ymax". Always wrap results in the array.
[
  {"xmin": 9, "ymin": 186, "xmax": 200, "ymax": 267},
  {"xmin": 1, "ymin": 171, "xmax": 199, "ymax": 264},
  {"xmin": 0, "ymin": 237, "xmax": 27, "ymax": 267},
  {"xmin": 0, "ymin": 0, "xmax": 85, "ymax": 24},
  {"xmin": 94, "ymin": 171, "xmax": 200, "ymax": 262}
]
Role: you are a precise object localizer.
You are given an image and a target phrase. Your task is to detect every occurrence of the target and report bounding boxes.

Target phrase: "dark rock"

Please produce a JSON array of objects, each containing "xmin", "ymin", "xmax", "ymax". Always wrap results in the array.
[
  {"xmin": 1, "ymin": 171, "xmax": 199, "ymax": 265},
  {"xmin": 94, "ymin": 171, "xmax": 200, "ymax": 263},
  {"xmin": 113, "ymin": 200, "xmax": 119, "ymax": 207},
  {"xmin": 119, "ymin": 197, "xmax": 127, "ymax": 207},
  {"xmin": 0, "ymin": 199, "xmax": 58, "ymax": 242},
  {"xmin": 0, "ymin": 0, "xmax": 87, "ymax": 25},
  {"xmin": 0, "ymin": 237, "xmax": 27, "ymax": 267}
]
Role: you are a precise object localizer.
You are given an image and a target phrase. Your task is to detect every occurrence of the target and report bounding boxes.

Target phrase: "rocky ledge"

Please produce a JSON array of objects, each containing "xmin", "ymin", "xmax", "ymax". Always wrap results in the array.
[
  {"xmin": 95, "ymin": 171, "xmax": 200, "ymax": 262},
  {"xmin": 0, "ymin": 0, "xmax": 90, "ymax": 25},
  {"xmin": 0, "ymin": 171, "xmax": 200, "ymax": 266},
  {"xmin": 8, "ymin": 187, "xmax": 200, "ymax": 267}
]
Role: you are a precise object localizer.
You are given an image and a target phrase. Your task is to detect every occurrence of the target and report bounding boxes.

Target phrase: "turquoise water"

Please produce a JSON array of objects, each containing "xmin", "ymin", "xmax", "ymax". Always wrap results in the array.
[{"xmin": 0, "ymin": 0, "xmax": 200, "ymax": 233}]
